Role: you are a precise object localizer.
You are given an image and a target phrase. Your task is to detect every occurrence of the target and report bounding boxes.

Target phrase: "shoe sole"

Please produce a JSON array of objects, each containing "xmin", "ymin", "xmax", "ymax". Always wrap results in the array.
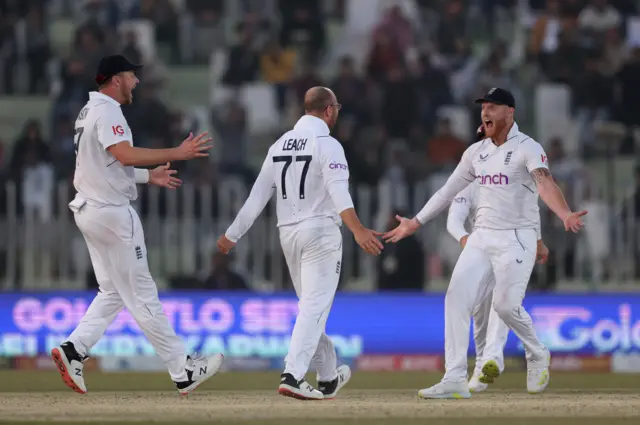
[
  {"xmin": 278, "ymin": 385, "xmax": 323, "ymax": 400},
  {"xmin": 418, "ymin": 391, "xmax": 471, "ymax": 400},
  {"xmin": 178, "ymin": 354, "xmax": 224, "ymax": 396},
  {"xmin": 51, "ymin": 348, "xmax": 86, "ymax": 395},
  {"xmin": 480, "ymin": 360, "xmax": 500, "ymax": 384}
]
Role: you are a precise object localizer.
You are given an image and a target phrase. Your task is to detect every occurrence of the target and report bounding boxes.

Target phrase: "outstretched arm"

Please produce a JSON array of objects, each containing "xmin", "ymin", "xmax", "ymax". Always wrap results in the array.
[
  {"xmin": 531, "ymin": 167, "xmax": 586, "ymax": 232},
  {"xmin": 220, "ymin": 156, "xmax": 275, "ymax": 251},
  {"xmin": 384, "ymin": 148, "xmax": 475, "ymax": 243}
]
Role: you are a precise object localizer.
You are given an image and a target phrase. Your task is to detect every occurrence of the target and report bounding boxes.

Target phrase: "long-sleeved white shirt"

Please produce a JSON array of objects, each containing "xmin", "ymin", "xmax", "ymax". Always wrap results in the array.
[
  {"xmin": 446, "ymin": 182, "xmax": 542, "ymax": 243},
  {"xmin": 417, "ymin": 122, "xmax": 548, "ymax": 231},
  {"xmin": 225, "ymin": 115, "xmax": 354, "ymax": 242}
]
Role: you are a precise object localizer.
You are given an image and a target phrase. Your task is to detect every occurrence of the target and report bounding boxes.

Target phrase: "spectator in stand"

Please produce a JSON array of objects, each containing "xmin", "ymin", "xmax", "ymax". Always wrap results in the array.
[
  {"xmin": 50, "ymin": 116, "xmax": 76, "ymax": 180},
  {"xmin": 528, "ymin": 0, "xmax": 567, "ymax": 74},
  {"xmin": 289, "ymin": 60, "xmax": 323, "ymax": 111},
  {"xmin": 602, "ymin": 27, "xmax": 627, "ymax": 76},
  {"xmin": 141, "ymin": 0, "xmax": 179, "ymax": 62},
  {"xmin": 121, "ymin": 30, "xmax": 144, "ymax": 75},
  {"xmin": 186, "ymin": 0, "xmax": 224, "ymax": 22},
  {"xmin": 222, "ymin": 22, "xmax": 260, "ymax": 86},
  {"xmin": 377, "ymin": 210, "xmax": 425, "ymax": 291},
  {"xmin": 415, "ymin": 53, "xmax": 453, "ymax": 133},
  {"xmin": 578, "ymin": 0, "xmax": 622, "ymax": 34},
  {"xmin": 381, "ymin": 65, "xmax": 417, "ymax": 139},
  {"xmin": 540, "ymin": 29, "xmax": 584, "ymax": 84},
  {"xmin": 373, "ymin": 5, "xmax": 414, "ymax": 54},
  {"xmin": 331, "ymin": 56, "xmax": 368, "ymax": 124},
  {"xmin": 614, "ymin": 46, "xmax": 640, "ymax": 128},
  {"xmin": 426, "ymin": 116, "xmax": 466, "ymax": 171},
  {"xmin": 260, "ymin": 37, "xmax": 296, "ymax": 112},
  {"xmin": 477, "ymin": 48, "xmax": 514, "ymax": 95},
  {"xmin": 436, "ymin": 0, "xmax": 467, "ymax": 55},
  {"xmin": 202, "ymin": 252, "xmax": 248, "ymax": 291},
  {"xmin": 24, "ymin": 4, "xmax": 51, "ymax": 94},
  {"xmin": 211, "ymin": 97, "xmax": 249, "ymax": 177},
  {"xmin": 278, "ymin": 0, "xmax": 325, "ymax": 64},
  {"xmin": 365, "ymin": 31, "xmax": 404, "ymax": 83},
  {"xmin": 574, "ymin": 51, "xmax": 615, "ymax": 153},
  {"xmin": 9, "ymin": 119, "xmax": 51, "ymax": 181}
]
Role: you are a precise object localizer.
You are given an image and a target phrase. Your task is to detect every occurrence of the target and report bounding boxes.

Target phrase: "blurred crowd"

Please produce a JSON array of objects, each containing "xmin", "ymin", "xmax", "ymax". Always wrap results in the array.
[{"xmin": 1, "ymin": 0, "xmax": 640, "ymax": 291}]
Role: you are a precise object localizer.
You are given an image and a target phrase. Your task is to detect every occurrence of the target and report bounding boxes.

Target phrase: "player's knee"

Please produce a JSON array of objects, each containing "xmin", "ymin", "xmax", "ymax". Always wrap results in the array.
[{"xmin": 493, "ymin": 299, "xmax": 519, "ymax": 321}]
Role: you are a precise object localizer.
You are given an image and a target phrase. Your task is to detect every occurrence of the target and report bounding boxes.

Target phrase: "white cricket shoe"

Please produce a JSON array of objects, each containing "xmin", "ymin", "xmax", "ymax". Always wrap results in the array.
[
  {"xmin": 468, "ymin": 368, "xmax": 488, "ymax": 393},
  {"xmin": 418, "ymin": 381, "xmax": 471, "ymax": 399},
  {"xmin": 51, "ymin": 342, "xmax": 88, "ymax": 394},
  {"xmin": 527, "ymin": 348, "xmax": 550, "ymax": 394},
  {"xmin": 176, "ymin": 353, "xmax": 224, "ymax": 395},
  {"xmin": 318, "ymin": 365, "xmax": 351, "ymax": 399},
  {"xmin": 278, "ymin": 373, "xmax": 324, "ymax": 400}
]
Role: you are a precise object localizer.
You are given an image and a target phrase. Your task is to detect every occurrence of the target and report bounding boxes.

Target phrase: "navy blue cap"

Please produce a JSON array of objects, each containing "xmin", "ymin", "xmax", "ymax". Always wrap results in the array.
[
  {"xmin": 474, "ymin": 87, "xmax": 515, "ymax": 108},
  {"xmin": 95, "ymin": 55, "xmax": 142, "ymax": 85}
]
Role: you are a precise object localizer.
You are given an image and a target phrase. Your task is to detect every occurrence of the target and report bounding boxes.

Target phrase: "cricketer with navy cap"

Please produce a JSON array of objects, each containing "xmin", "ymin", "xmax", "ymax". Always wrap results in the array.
[
  {"xmin": 384, "ymin": 87, "xmax": 588, "ymax": 398},
  {"xmin": 50, "ymin": 55, "xmax": 223, "ymax": 395}
]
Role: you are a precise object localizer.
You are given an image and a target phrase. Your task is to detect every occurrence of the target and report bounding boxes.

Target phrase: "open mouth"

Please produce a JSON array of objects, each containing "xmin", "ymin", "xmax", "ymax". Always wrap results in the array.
[{"xmin": 484, "ymin": 120, "xmax": 494, "ymax": 130}]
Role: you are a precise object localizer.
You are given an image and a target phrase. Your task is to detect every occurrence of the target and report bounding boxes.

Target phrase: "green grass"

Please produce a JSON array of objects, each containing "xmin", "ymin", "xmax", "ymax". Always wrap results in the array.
[{"xmin": 0, "ymin": 370, "xmax": 638, "ymax": 392}]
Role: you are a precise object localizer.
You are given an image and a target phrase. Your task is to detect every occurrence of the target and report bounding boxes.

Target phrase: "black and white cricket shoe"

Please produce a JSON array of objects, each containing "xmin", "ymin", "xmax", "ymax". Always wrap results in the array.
[
  {"xmin": 51, "ymin": 341, "xmax": 88, "ymax": 394},
  {"xmin": 278, "ymin": 373, "xmax": 324, "ymax": 400},
  {"xmin": 175, "ymin": 353, "xmax": 224, "ymax": 395},
  {"xmin": 318, "ymin": 365, "xmax": 352, "ymax": 399}
]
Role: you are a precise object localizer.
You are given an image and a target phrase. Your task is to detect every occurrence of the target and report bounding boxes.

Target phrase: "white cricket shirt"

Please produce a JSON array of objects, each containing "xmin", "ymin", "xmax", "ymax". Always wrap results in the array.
[
  {"xmin": 73, "ymin": 92, "xmax": 137, "ymax": 206},
  {"xmin": 418, "ymin": 122, "xmax": 548, "ymax": 231},
  {"xmin": 225, "ymin": 115, "xmax": 354, "ymax": 242},
  {"xmin": 447, "ymin": 181, "xmax": 542, "ymax": 243}
]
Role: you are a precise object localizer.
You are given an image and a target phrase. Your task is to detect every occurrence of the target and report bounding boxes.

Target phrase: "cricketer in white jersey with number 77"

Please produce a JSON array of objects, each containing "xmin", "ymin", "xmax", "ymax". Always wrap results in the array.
[
  {"xmin": 217, "ymin": 87, "xmax": 383, "ymax": 401},
  {"xmin": 447, "ymin": 176, "xmax": 549, "ymax": 393},
  {"xmin": 385, "ymin": 88, "xmax": 587, "ymax": 399},
  {"xmin": 50, "ymin": 55, "xmax": 222, "ymax": 396}
]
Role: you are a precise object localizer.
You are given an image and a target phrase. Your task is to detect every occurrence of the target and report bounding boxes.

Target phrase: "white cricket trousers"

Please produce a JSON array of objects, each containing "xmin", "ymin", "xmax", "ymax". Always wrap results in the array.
[
  {"xmin": 280, "ymin": 220, "xmax": 342, "ymax": 382},
  {"xmin": 443, "ymin": 228, "xmax": 546, "ymax": 383},
  {"xmin": 67, "ymin": 201, "xmax": 188, "ymax": 382}
]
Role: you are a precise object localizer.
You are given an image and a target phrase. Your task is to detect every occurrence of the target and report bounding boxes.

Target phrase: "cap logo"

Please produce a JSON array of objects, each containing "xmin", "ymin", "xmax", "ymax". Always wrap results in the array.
[{"xmin": 488, "ymin": 88, "xmax": 496, "ymax": 95}]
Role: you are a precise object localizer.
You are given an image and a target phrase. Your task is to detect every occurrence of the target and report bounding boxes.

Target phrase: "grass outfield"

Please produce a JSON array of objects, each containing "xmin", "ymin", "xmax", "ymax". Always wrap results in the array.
[{"xmin": 0, "ymin": 371, "xmax": 638, "ymax": 424}]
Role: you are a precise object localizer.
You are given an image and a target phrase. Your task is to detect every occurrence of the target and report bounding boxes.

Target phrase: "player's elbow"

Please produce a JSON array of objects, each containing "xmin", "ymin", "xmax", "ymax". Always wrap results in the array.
[{"xmin": 107, "ymin": 142, "xmax": 135, "ymax": 166}]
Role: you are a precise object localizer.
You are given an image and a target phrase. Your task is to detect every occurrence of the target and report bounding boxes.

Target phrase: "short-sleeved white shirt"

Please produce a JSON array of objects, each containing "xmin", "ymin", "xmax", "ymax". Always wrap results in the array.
[
  {"xmin": 267, "ymin": 115, "xmax": 350, "ymax": 227},
  {"xmin": 457, "ymin": 123, "xmax": 548, "ymax": 230},
  {"xmin": 73, "ymin": 92, "xmax": 136, "ymax": 206}
]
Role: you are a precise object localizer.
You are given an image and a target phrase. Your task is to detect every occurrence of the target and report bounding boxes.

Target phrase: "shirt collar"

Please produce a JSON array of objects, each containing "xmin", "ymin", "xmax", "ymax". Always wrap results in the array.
[
  {"xmin": 89, "ymin": 91, "xmax": 121, "ymax": 107},
  {"xmin": 293, "ymin": 115, "xmax": 330, "ymax": 136}
]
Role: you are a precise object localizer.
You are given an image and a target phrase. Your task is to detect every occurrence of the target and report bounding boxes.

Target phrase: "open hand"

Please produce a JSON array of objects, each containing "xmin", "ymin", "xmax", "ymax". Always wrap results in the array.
[
  {"xmin": 563, "ymin": 210, "xmax": 587, "ymax": 233},
  {"xmin": 354, "ymin": 228, "xmax": 384, "ymax": 256},
  {"xmin": 216, "ymin": 234, "xmax": 236, "ymax": 254},
  {"xmin": 383, "ymin": 215, "xmax": 421, "ymax": 243},
  {"xmin": 177, "ymin": 131, "xmax": 213, "ymax": 160},
  {"xmin": 149, "ymin": 163, "xmax": 182, "ymax": 189}
]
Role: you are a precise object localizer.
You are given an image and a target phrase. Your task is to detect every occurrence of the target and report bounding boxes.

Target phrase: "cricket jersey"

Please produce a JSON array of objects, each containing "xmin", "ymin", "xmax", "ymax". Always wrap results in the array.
[
  {"xmin": 225, "ymin": 115, "xmax": 354, "ymax": 242},
  {"xmin": 417, "ymin": 122, "xmax": 548, "ymax": 231}
]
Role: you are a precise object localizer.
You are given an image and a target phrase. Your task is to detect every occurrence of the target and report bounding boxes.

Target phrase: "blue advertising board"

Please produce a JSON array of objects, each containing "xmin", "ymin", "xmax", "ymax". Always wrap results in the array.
[{"xmin": 0, "ymin": 292, "xmax": 638, "ymax": 358}]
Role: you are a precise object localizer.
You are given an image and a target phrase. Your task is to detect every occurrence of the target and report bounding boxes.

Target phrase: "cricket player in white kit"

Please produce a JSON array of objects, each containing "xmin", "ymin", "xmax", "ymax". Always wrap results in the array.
[
  {"xmin": 51, "ymin": 55, "xmax": 223, "ymax": 395},
  {"xmin": 217, "ymin": 87, "xmax": 383, "ymax": 400},
  {"xmin": 447, "ymin": 167, "xmax": 549, "ymax": 393},
  {"xmin": 385, "ymin": 88, "xmax": 587, "ymax": 398}
]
